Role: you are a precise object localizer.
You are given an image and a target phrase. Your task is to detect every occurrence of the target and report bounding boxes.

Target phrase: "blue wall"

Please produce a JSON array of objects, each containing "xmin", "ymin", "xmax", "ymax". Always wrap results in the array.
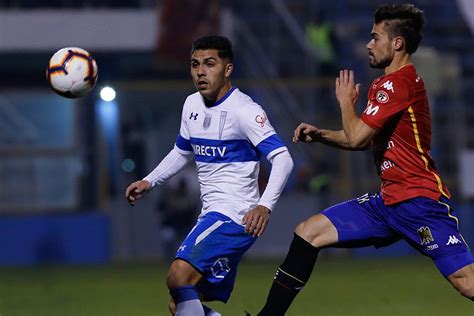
[{"xmin": 0, "ymin": 213, "xmax": 110, "ymax": 265}]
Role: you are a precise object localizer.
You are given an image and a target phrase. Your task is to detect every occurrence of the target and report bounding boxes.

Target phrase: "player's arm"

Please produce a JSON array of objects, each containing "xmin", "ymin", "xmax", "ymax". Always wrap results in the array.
[
  {"xmin": 125, "ymin": 146, "xmax": 194, "ymax": 206},
  {"xmin": 243, "ymin": 147, "xmax": 293, "ymax": 237},
  {"xmin": 293, "ymin": 123, "xmax": 374, "ymax": 151},
  {"xmin": 336, "ymin": 69, "xmax": 377, "ymax": 149},
  {"xmin": 126, "ymin": 99, "xmax": 195, "ymax": 206},
  {"xmin": 293, "ymin": 70, "xmax": 376, "ymax": 150}
]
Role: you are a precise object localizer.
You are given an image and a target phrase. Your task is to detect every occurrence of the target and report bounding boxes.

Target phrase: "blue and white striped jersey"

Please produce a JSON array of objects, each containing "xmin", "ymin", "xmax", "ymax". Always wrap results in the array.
[{"xmin": 175, "ymin": 87, "xmax": 287, "ymax": 223}]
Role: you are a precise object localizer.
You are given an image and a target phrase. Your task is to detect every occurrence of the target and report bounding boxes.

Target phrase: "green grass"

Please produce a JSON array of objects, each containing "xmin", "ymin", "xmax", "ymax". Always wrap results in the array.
[{"xmin": 0, "ymin": 257, "xmax": 472, "ymax": 316}]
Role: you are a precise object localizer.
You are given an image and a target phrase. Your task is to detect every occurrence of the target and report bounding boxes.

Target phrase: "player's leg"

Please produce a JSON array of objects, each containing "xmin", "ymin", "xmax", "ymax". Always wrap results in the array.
[
  {"xmin": 167, "ymin": 297, "xmax": 221, "ymax": 316},
  {"xmin": 387, "ymin": 196, "xmax": 474, "ymax": 301},
  {"xmin": 168, "ymin": 296, "xmax": 176, "ymax": 315},
  {"xmin": 258, "ymin": 193, "xmax": 397, "ymax": 315},
  {"xmin": 167, "ymin": 296, "xmax": 222, "ymax": 316},
  {"xmin": 448, "ymin": 263, "xmax": 474, "ymax": 300},
  {"xmin": 170, "ymin": 211, "xmax": 255, "ymax": 315},
  {"xmin": 257, "ymin": 214, "xmax": 336, "ymax": 316},
  {"xmin": 167, "ymin": 259, "xmax": 205, "ymax": 315},
  {"xmin": 202, "ymin": 304, "xmax": 221, "ymax": 316}
]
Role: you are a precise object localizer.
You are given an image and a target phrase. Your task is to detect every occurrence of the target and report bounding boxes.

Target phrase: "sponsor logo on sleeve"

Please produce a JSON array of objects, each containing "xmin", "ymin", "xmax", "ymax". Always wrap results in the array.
[
  {"xmin": 255, "ymin": 113, "xmax": 267, "ymax": 127},
  {"xmin": 364, "ymin": 102, "xmax": 379, "ymax": 116}
]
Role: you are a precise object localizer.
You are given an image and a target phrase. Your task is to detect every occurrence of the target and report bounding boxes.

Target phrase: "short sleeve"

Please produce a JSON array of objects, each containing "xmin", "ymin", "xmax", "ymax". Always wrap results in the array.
[
  {"xmin": 239, "ymin": 102, "xmax": 286, "ymax": 159},
  {"xmin": 361, "ymin": 77, "xmax": 411, "ymax": 130}
]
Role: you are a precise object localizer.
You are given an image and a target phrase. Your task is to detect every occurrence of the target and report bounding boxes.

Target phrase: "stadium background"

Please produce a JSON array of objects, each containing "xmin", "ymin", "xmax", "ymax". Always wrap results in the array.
[{"xmin": 0, "ymin": 0, "xmax": 473, "ymax": 315}]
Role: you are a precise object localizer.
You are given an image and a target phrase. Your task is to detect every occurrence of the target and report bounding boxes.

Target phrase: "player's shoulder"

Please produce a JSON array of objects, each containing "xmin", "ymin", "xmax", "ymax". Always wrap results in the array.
[
  {"xmin": 185, "ymin": 91, "xmax": 202, "ymax": 104},
  {"xmin": 232, "ymin": 88, "xmax": 264, "ymax": 114},
  {"xmin": 182, "ymin": 91, "xmax": 203, "ymax": 110},
  {"xmin": 372, "ymin": 69, "xmax": 415, "ymax": 98}
]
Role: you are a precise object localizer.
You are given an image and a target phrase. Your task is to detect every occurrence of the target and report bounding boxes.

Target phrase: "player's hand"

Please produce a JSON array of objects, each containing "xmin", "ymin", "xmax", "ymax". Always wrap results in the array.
[
  {"xmin": 125, "ymin": 180, "xmax": 151, "ymax": 206},
  {"xmin": 293, "ymin": 122, "xmax": 322, "ymax": 143},
  {"xmin": 242, "ymin": 205, "xmax": 270, "ymax": 237},
  {"xmin": 335, "ymin": 69, "xmax": 361, "ymax": 106}
]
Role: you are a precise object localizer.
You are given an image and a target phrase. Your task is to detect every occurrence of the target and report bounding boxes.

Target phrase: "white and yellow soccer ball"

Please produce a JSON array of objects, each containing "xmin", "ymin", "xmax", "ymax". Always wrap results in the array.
[{"xmin": 46, "ymin": 47, "xmax": 98, "ymax": 98}]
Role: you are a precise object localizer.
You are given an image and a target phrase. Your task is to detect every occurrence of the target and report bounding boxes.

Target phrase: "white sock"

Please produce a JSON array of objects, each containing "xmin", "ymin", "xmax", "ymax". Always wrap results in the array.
[
  {"xmin": 175, "ymin": 299, "xmax": 205, "ymax": 316},
  {"xmin": 170, "ymin": 286, "xmax": 205, "ymax": 316}
]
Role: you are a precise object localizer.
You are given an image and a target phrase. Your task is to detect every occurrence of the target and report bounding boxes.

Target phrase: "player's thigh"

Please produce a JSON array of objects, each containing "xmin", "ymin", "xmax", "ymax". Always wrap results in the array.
[
  {"xmin": 315, "ymin": 193, "xmax": 398, "ymax": 248},
  {"xmin": 175, "ymin": 211, "xmax": 256, "ymax": 302},
  {"xmin": 390, "ymin": 197, "xmax": 474, "ymax": 278}
]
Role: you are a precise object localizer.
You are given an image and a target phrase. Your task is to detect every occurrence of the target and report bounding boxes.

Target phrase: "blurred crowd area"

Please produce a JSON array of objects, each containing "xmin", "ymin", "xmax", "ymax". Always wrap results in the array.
[{"xmin": 0, "ymin": 0, "xmax": 473, "ymax": 262}]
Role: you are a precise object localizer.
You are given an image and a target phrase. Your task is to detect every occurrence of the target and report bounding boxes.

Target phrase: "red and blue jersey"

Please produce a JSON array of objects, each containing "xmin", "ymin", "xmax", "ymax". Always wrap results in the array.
[{"xmin": 361, "ymin": 64, "xmax": 450, "ymax": 205}]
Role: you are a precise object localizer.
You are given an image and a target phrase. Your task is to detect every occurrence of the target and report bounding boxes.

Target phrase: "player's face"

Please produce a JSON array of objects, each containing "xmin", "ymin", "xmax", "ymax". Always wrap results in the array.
[
  {"xmin": 366, "ymin": 23, "xmax": 395, "ymax": 69},
  {"xmin": 190, "ymin": 49, "xmax": 233, "ymax": 101}
]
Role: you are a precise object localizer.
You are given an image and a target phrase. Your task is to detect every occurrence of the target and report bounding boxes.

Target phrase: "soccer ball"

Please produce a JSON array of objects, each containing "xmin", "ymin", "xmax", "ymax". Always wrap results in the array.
[{"xmin": 46, "ymin": 47, "xmax": 98, "ymax": 98}]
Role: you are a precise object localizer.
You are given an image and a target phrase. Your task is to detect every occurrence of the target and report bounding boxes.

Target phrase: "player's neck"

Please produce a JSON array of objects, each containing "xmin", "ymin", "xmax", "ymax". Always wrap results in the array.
[
  {"xmin": 385, "ymin": 54, "xmax": 412, "ymax": 75},
  {"xmin": 215, "ymin": 82, "xmax": 233, "ymax": 101}
]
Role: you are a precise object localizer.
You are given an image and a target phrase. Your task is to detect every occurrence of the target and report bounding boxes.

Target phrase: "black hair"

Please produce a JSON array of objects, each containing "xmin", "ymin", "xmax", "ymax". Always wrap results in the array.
[
  {"xmin": 191, "ymin": 35, "xmax": 233, "ymax": 62},
  {"xmin": 374, "ymin": 4, "xmax": 424, "ymax": 54}
]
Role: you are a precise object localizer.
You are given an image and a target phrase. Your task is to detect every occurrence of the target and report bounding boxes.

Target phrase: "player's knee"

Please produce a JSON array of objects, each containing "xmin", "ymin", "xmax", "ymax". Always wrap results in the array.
[
  {"xmin": 449, "ymin": 264, "xmax": 474, "ymax": 300},
  {"xmin": 295, "ymin": 219, "xmax": 321, "ymax": 247},
  {"xmin": 454, "ymin": 280, "xmax": 474, "ymax": 300},
  {"xmin": 457, "ymin": 283, "xmax": 474, "ymax": 300},
  {"xmin": 295, "ymin": 214, "xmax": 337, "ymax": 248},
  {"xmin": 166, "ymin": 259, "xmax": 201, "ymax": 290},
  {"xmin": 168, "ymin": 298, "xmax": 176, "ymax": 315},
  {"xmin": 450, "ymin": 275, "xmax": 474, "ymax": 300},
  {"xmin": 166, "ymin": 260, "xmax": 189, "ymax": 289}
]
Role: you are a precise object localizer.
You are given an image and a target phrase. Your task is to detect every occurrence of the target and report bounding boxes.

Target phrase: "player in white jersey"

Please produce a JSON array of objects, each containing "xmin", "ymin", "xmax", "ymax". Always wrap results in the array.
[{"xmin": 125, "ymin": 36, "xmax": 294, "ymax": 316}]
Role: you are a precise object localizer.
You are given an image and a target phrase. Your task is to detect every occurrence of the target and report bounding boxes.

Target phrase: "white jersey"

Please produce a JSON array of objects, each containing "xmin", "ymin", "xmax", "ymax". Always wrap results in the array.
[{"xmin": 175, "ymin": 87, "xmax": 287, "ymax": 224}]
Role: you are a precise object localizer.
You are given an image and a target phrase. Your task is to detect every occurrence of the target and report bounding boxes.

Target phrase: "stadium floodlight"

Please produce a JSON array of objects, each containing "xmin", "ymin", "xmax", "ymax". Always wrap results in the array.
[{"xmin": 100, "ymin": 86, "xmax": 116, "ymax": 102}]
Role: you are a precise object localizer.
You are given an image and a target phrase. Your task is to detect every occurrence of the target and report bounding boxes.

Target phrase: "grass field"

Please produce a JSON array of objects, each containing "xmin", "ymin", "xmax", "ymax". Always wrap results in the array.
[{"xmin": 0, "ymin": 257, "xmax": 472, "ymax": 316}]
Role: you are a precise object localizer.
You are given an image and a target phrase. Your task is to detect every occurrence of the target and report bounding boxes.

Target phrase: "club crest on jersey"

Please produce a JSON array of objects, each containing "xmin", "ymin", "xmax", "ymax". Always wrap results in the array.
[
  {"xmin": 203, "ymin": 114, "xmax": 212, "ymax": 130},
  {"xmin": 417, "ymin": 226, "xmax": 434, "ymax": 245},
  {"xmin": 255, "ymin": 113, "xmax": 267, "ymax": 127},
  {"xmin": 211, "ymin": 258, "xmax": 231, "ymax": 279},
  {"xmin": 376, "ymin": 90, "xmax": 389, "ymax": 103}
]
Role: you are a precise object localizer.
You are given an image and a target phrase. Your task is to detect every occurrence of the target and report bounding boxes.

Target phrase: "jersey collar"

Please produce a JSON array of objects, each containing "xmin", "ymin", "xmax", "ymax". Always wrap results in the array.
[{"xmin": 215, "ymin": 86, "xmax": 237, "ymax": 106}]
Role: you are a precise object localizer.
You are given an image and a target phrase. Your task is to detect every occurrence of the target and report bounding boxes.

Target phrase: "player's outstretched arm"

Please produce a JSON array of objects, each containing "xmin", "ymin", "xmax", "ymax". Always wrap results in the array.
[
  {"xmin": 293, "ymin": 123, "xmax": 366, "ymax": 150},
  {"xmin": 293, "ymin": 122, "xmax": 322, "ymax": 143},
  {"xmin": 125, "ymin": 180, "xmax": 151, "ymax": 206},
  {"xmin": 124, "ymin": 147, "xmax": 193, "ymax": 206}
]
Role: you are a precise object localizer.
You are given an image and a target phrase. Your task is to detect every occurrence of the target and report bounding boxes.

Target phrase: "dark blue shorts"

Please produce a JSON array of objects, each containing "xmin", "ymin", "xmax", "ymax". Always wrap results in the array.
[
  {"xmin": 175, "ymin": 212, "xmax": 256, "ymax": 302},
  {"xmin": 323, "ymin": 193, "xmax": 474, "ymax": 277}
]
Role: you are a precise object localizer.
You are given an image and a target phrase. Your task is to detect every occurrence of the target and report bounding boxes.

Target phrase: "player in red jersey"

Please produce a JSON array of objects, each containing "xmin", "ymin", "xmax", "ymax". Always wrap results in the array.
[{"xmin": 257, "ymin": 4, "xmax": 474, "ymax": 315}]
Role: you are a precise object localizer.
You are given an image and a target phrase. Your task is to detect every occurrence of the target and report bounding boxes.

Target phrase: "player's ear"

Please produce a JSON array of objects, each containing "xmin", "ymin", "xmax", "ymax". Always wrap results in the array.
[
  {"xmin": 225, "ymin": 63, "xmax": 233, "ymax": 78},
  {"xmin": 393, "ymin": 36, "xmax": 404, "ymax": 52}
]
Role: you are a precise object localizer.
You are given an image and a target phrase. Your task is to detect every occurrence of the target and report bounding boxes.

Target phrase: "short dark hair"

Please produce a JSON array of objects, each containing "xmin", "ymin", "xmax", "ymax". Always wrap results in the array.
[
  {"xmin": 374, "ymin": 4, "xmax": 424, "ymax": 54},
  {"xmin": 191, "ymin": 35, "xmax": 233, "ymax": 62}
]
